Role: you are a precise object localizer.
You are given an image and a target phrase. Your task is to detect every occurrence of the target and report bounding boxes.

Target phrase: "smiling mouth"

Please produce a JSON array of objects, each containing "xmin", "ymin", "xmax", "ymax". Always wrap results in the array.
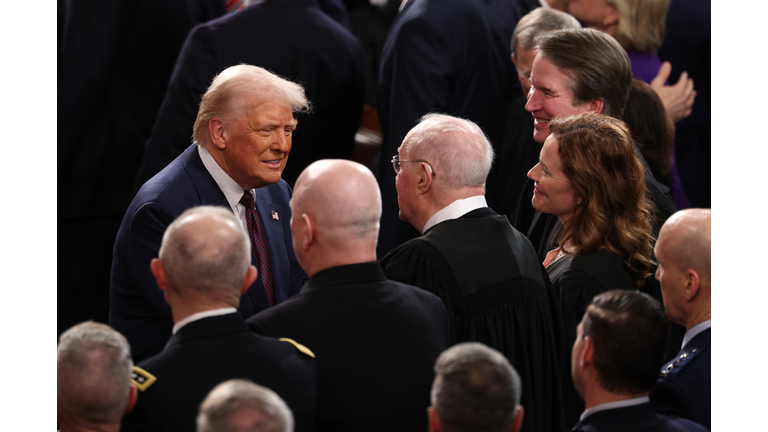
[
  {"xmin": 262, "ymin": 159, "xmax": 282, "ymax": 167},
  {"xmin": 533, "ymin": 118, "xmax": 550, "ymax": 125}
]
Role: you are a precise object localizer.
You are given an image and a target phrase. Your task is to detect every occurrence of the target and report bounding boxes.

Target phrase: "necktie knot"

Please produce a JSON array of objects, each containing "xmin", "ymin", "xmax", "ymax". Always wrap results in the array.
[{"xmin": 240, "ymin": 191, "xmax": 256, "ymax": 209}]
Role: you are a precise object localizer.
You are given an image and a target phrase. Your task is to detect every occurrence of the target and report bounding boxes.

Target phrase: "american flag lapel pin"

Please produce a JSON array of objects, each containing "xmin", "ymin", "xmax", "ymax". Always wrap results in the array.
[{"xmin": 271, "ymin": 210, "xmax": 279, "ymax": 220}]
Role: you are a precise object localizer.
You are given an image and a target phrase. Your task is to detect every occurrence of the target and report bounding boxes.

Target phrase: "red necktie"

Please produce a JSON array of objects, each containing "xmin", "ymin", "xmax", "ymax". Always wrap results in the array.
[{"xmin": 240, "ymin": 191, "xmax": 274, "ymax": 306}]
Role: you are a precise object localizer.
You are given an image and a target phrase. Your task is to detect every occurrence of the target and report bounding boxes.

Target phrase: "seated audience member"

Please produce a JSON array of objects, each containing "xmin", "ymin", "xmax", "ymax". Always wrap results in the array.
[
  {"xmin": 381, "ymin": 114, "xmax": 564, "ymax": 432},
  {"xmin": 565, "ymin": 0, "xmax": 693, "ymax": 209},
  {"xmin": 197, "ymin": 379, "xmax": 293, "ymax": 432},
  {"xmin": 110, "ymin": 64, "xmax": 309, "ymax": 363},
  {"xmin": 515, "ymin": 28, "xmax": 676, "ymax": 261},
  {"xmin": 57, "ymin": 321, "xmax": 137, "ymax": 432},
  {"xmin": 486, "ymin": 7, "xmax": 580, "ymax": 223},
  {"xmin": 247, "ymin": 160, "xmax": 450, "ymax": 432},
  {"xmin": 528, "ymin": 113, "xmax": 654, "ymax": 427},
  {"xmin": 429, "ymin": 342, "xmax": 525, "ymax": 432},
  {"xmin": 650, "ymin": 209, "xmax": 711, "ymax": 429},
  {"xmin": 134, "ymin": 0, "xmax": 365, "ymax": 189},
  {"xmin": 569, "ymin": 290, "xmax": 708, "ymax": 432},
  {"xmin": 121, "ymin": 206, "xmax": 316, "ymax": 432}
]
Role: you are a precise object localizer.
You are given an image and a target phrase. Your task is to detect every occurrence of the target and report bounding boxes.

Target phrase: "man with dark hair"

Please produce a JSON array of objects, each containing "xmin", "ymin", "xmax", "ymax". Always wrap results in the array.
[
  {"xmin": 382, "ymin": 114, "xmax": 564, "ymax": 432},
  {"xmin": 650, "ymin": 209, "xmax": 711, "ymax": 429},
  {"xmin": 248, "ymin": 159, "xmax": 449, "ymax": 432},
  {"xmin": 429, "ymin": 342, "xmax": 525, "ymax": 432},
  {"xmin": 120, "ymin": 206, "xmax": 316, "ymax": 432},
  {"xmin": 111, "ymin": 65, "xmax": 309, "ymax": 363},
  {"xmin": 569, "ymin": 290, "xmax": 707, "ymax": 432},
  {"xmin": 57, "ymin": 321, "xmax": 138, "ymax": 432}
]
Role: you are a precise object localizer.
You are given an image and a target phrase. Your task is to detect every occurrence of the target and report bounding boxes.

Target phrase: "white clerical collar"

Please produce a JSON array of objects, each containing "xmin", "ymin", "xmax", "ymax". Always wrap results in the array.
[
  {"xmin": 422, "ymin": 195, "xmax": 487, "ymax": 234},
  {"xmin": 682, "ymin": 319, "xmax": 711, "ymax": 349},
  {"xmin": 172, "ymin": 307, "xmax": 238, "ymax": 334},
  {"xmin": 579, "ymin": 396, "xmax": 649, "ymax": 422},
  {"xmin": 198, "ymin": 145, "xmax": 250, "ymax": 212}
]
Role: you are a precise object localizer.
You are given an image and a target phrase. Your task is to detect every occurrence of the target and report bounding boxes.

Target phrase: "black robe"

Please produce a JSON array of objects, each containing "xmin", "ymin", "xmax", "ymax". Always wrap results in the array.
[{"xmin": 382, "ymin": 207, "xmax": 566, "ymax": 432}]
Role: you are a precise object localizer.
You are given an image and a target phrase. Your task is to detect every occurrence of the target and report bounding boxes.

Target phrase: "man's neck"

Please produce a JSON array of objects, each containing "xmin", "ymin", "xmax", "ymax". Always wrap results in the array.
[
  {"xmin": 686, "ymin": 306, "xmax": 711, "ymax": 332},
  {"xmin": 420, "ymin": 189, "xmax": 486, "ymax": 233},
  {"xmin": 583, "ymin": 384, "xmax": 649, "ymax": 410}
]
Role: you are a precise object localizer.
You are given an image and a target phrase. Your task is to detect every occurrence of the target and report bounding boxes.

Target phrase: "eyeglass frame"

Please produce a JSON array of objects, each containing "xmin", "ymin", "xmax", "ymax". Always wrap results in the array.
[{"xmin": 391, "ymin": 155, "xmax": 436, "ymax": 178}]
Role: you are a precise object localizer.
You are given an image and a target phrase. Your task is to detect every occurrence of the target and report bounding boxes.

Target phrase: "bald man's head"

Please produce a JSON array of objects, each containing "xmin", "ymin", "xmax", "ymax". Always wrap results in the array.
[
  {"xmin": 292, "ymin": 159, "xmax": 382, "ymax": 242},
  {"xmin": 159, "ymin": 206, "xmax": 251, "ymax": 302},
  {"xmin": 657, "ymin": 209, "xmax": 711, "ymax": 282}
]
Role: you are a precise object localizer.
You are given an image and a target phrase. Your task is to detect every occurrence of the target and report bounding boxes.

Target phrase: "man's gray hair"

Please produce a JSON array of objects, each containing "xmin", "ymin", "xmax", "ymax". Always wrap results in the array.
[
  {"xmin": 401, "ymin": 113, "xmax": 494, "ymax": 189},
  {"xmin": 159, "ymin": 206, "xmax": 251, "ymax": 299},
  {"xmin": 534, "ymin": 28, "xmax": 633, "ymax": 118},
  {"xmin": 511, "ymin": 7, "xmax": 581, "ymax": 59},
  {"xmin": 197, "ymin": 379, "xmax": 293, "ymax": 432},
  {"xmin": 193, "ymin": 64, "xmax": 311, "ymax": 146},
  {"xmin": 431, "ymin": 342, "xmax": 522, "ymax": 432},
  {"xmin": 57, "ymin": 321, "xmax": 133, "ymax": 424}
]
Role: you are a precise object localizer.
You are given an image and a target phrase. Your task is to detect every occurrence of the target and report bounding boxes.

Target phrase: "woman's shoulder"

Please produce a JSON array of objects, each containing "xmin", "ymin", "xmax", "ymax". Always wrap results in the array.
[{"xmin": 566, "ymin": 249, "xmax": 634, "ymax": 289}]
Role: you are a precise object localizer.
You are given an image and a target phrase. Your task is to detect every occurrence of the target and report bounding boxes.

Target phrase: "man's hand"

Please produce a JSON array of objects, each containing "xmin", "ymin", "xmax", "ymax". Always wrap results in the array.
[{"xmin": 650, "ymin": 61, "xmax": 696, "ymax": 123}]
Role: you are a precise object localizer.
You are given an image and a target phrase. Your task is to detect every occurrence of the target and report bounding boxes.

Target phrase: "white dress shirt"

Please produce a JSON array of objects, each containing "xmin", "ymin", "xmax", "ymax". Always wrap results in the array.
[
  {"xmin": 172, "ymin": 307, "xmax": 238, "ymax": 334},
  {"xmin": 579, "ymin": 396, "xmax": 650, "ymax": 422},
  {"xmin": 682, "ymin": 319, "xmax": 711, "ymax": 349},
  {"xmin": 422, "ymin": 195, "xmax": 488, "ymax": 234},
  {"xmin": 197, "ymin": 145, "xmax": 252, "ymax": 232}
]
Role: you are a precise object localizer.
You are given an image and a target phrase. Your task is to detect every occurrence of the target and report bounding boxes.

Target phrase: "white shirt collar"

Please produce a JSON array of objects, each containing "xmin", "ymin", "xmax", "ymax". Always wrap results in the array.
[
  {"xmin": 422, "ymin": 195, "xmax": 487, "ymax": 234},
  {"xmin": 579, "ymin": 396, "xmax": 649, "ymax": 422},
  {"xmin": 682, "ymin": 319, "xmax": 711, "ymax": 349},
  {"xmin": 172, "ymin": 307, "xmax": 238, "ymax": 334},
  {"xmin": 198, "ymin": 145, "xmax": 249, "ymax": 212}
]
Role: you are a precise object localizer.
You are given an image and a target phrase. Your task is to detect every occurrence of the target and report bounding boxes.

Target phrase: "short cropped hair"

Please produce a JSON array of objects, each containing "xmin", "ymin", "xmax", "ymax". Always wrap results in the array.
[
  {"xmin": 57, "ymin": 321, "xmax": 133, "ymax": 424},
  {"xmin": 401, "ymin": 113, "xmax": 494, "ymax": 189},
  {"xmin": 197, "ymin": 379, "xmax": 293, "ymax": 432},
  {"xmin": 582, "ymin": 290, "xmax": 669, "ymax": 394},
  {"xmin": 159, "ymin": 206, "xmax": 251, "ymax": 301},
  {"xmin": 193, "ymin": 64, "xmax": 310, "ymax": 147},
  {"xmin": 534, "ymin": 28, "xmax": 632, "ymax": 118},
  {"xmin": 511, "ymin": 8, "xmax": 580, "ymax": 59},
  {"xmin": 549, "ymin": 113, "xmax": 654, "ymax": 287},
  {"xmin": 431, "ymin": 343, "xmax": 521, "ymax": 432},
  {"xmin": 607, "ymin": 0, "xmax": 670, "ymax": 52},
  {"xmin": 622, "ymin": 79, "xmax": 674, "ymax": 179}
]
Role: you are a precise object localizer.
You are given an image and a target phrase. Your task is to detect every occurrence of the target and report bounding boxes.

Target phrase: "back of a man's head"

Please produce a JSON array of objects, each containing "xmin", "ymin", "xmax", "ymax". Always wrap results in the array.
[
  {"xmin": 534, "ymin": 28, "xmax": 632, "ymax": 118},
  {"xmin": 430, "ymin": 342, "xmax": 522, "ymax": 432},
  {"xmin": 57, "ymin": 321, "xmax": 135, "ymax": 430},
  {"xmin": 582, "ymin": 290, "xmax": 669, "ymax": 395},
  {"xmin": 511, "ymin": 7, "xmax": 581, "ymax": 59},
  {"xmin": 401, "ymin": 114, "xmax": 495, "ymax": 190},
  {"xmin": 197, "ymin": 379, "xmax": 293, "ymax": 432},
  {"xmin": 159, "ymin": 206, "xmax": 251, "ymax": 304}
]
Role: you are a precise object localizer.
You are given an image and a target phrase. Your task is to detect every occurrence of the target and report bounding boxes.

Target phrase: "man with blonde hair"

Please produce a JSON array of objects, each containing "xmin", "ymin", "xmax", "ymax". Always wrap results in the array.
[
  {"xmin": 197, "ymin": 379, "xmax": 293, "ymax": 432},
  {"xmin": 111, "ymin": 64, "xmax": 309, "ymax": 363},
  {"xmin": 248, "ymin": 159, "xmax": 450, "ymax": 432},
  {"xmin": 120, "ymin": 206, "xmax": 316, "ymax": 432},
  {"xmin": 382, "ymin": 113, "xmax": 564, "ymax": 432},
  {"xmin": 57, "ymin": 321, "xmax": 137, "ymax": 432}
]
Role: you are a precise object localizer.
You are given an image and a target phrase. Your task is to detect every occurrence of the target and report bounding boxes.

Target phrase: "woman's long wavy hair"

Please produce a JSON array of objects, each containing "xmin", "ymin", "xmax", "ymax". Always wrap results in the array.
[{"xmin": 550, "ymin": 113, "xmax": 654, "ymax": 286}]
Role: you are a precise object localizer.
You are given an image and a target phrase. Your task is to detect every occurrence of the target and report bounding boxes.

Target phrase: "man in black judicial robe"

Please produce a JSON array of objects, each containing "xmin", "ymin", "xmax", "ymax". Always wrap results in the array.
[
  {"xmin": 248, "ymin": 160, "xmax": 450, "ymax": 432},
  {"xmin": 381, "ymin": 114, "xmax": 565, "ymax": 432}
]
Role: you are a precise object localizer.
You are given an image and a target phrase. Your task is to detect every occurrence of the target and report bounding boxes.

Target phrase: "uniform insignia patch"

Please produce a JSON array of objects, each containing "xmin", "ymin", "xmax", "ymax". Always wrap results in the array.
[
  {"xmin": 279, "ymin": 337, "xmax": 315, "ymax": 358},
  {"xmin": 131, "ymin": 366, "xmax": 157, "ymax": 391}
]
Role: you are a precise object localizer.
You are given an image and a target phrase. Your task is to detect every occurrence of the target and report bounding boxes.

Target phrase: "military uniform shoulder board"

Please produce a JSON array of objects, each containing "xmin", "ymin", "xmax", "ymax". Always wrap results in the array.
[
  {"xmin": 279, "ymin": 338, "xmax": 315, "ymax": 358},
  {"xmin": 131, "ymin": 366, "xmax": 157, "ymax": 391}
]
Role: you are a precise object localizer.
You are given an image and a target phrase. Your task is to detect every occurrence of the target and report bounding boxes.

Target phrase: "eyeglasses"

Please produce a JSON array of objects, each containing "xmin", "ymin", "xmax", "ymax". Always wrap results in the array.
[{"xmin": 391, "ymin": 155, "xmax": 436, "ymax": 178}]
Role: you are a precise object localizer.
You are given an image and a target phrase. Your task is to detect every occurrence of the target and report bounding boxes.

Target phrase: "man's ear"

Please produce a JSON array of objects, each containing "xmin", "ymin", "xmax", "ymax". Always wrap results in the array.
[
  {"xmin": 604, "ymin": 4, "xmax": 619, "ymax": 27},
  {"xmin": 417, "ymin": 162, "xmax": 434, "ymax": 194},
  {"xmin": 582, "ymin": 336, "xmax": 594, "ymax": 370},
  {"xmin": 125, "ymin": 384, "xmax": 138, "ymax": 414},
  {"xmin": 684, "ymin": 270, "xmax": 701, "ymax": 302},
  {"xmin": 511, "ymin": 53, "xmax": 517, "ymax": 66},
  {"xmin": 587, "ymin": 99, "xmax": 605, "ymax": 115},
  {"xmin": 241, "ymin": 265, "xmax": 258, "ymax": 296},
  {"xmin": 511, "ymin": 405, "xmax": 524, "ymax": 432},
  {"xmin": 301, "ymin": 213, "xmax": 315, "ymax": 251},
  {"xmin": 209, "ymin": 118, "xmax": 227, "ymax": 150},
  {"xmin": 427, "ymin": 406, "xmax": 442, "ymax": 432},
  {"xmin": 150, "ymin": 258, "xmax": 167, "ymax": 292}
]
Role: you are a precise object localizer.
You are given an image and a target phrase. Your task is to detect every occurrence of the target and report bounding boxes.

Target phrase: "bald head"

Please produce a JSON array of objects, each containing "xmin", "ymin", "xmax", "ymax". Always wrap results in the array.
[
  {"xmin": 657, "ymin": 209, "xmax": 711, "ymax": 282},
  {"xmin": 401, "ymin": 114, "xmax": 494, "ymax": 190},
  {"xmin": 290, "ymin": 160, "xmax": 381, "ymax": 275},
  {"xmin": 159, "ymin": 206, "xmax": 251, "ymax": 303}
]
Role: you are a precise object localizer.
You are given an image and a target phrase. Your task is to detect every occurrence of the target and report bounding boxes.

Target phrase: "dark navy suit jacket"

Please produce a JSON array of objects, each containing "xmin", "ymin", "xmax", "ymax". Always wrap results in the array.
[
  {"xmin": 375, "ymin": 0, "xmax": 522, "ymax": 257},
  {"xmin": 570, "ymin": 402, "xmax": 708, "ymax": 432},
  {"xmin": 651, "ymin": 327, "xmax": 711, "ymax": 429},
  {"xmin": 110, "ymin": 144, "xmax": 306, "ymax": 363},
  {"xmin": 121, "ymin": 313, "xmax": 317, "ymax": 432}
]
